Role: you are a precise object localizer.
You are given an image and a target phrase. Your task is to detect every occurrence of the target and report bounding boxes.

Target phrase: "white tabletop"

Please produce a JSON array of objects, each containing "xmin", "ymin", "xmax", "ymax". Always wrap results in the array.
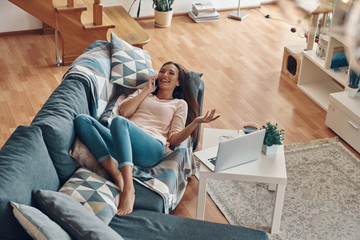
[{"xmin": 198, "ymin": 128, "xmax": 287, "ymax": 184}]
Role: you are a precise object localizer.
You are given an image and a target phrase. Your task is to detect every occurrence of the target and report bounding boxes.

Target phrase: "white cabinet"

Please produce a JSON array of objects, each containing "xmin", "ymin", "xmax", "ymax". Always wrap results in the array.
[
  {"xmin": 297, "ymin": 0, "xmax": 351, "ymax": 110},
  {"xmin": 297, "ymin": 0, "xmax": 360, "ymax": 152},
  {"xmin": 326, "ymin": 92, "xmax": 360, "ymax": 153},
  {"xmin": 297, "ymin": 49, "xmax": 346, "ymax": 109}
]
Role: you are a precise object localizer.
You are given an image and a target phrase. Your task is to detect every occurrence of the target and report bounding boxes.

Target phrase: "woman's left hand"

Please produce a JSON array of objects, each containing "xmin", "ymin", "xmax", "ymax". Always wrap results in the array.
[
  {"xmin": 169, "ymin": 109, "xmax": 220, "ymax": 146},
  {"xmin": 196, "ymin": 109, "xmax": 220, "ymax": 124}
]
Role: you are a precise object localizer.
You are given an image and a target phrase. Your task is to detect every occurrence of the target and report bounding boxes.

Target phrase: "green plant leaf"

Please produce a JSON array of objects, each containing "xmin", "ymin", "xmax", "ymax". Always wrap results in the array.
[
  {"xmin": 153, "ymin": 0, "xmax": 174, "ymax": 12},
  {"xmin": 262, "ymin": 122, "xmax": 285, "ymax": 147}
]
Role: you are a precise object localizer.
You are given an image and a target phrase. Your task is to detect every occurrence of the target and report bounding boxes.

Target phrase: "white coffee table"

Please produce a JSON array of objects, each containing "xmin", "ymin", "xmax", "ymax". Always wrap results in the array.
[{"xmin": 196, "ymin": 128, "xmax": 287, "ymax": 234}]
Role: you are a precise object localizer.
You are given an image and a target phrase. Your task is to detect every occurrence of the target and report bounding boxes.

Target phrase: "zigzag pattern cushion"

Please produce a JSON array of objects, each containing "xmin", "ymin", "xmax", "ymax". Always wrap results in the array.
[
  {"xmin": 110, "ymin": 33, "xmax": 156, "ymax": 88},
  {"xmin": 59, "ymin": 167, "xmax": 121, "ymax": 224}
]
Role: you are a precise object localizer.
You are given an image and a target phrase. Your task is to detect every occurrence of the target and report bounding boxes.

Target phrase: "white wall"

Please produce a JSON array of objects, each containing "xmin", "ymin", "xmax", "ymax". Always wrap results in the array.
[
  {"xmin": 0, "ymin": 1, "xmax": 42, "ymax": 33},
  {"xmin": 106, "ymin": 0, "xmax": 262, "ymax": 17},
  {"xmin": 0, "ymin": 0, "xmax": 274, "ymax": 33}
]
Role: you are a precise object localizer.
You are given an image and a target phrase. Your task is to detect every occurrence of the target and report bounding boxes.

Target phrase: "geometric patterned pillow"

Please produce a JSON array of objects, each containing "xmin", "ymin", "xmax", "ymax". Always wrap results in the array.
[
  {"xmin": 59, "ymin": 167, "xmax": 121, "ymax": 224},
  {"xmin": 110, "ymin": 32, "xmax": 156, "ymax": 88}
]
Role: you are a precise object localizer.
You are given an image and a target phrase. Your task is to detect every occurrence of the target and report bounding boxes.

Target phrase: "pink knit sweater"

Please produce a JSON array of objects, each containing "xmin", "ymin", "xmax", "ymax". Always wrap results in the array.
[{"xmin": 120, "ymin": 89, "xmax": 188, "ymax": 148}]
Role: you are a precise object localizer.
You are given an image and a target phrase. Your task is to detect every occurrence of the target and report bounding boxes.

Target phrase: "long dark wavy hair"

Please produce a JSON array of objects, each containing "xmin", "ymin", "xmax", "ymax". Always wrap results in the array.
[{"xmin": 153, "ymin": 61, "xmax": 199, "ymax": 141}]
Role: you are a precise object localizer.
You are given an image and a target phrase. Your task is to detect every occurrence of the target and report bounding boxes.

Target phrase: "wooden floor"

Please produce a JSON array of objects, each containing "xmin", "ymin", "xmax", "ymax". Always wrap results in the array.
[{"xmin": 1, "ymin": 4, "xmax": 358, "ymax": 226}]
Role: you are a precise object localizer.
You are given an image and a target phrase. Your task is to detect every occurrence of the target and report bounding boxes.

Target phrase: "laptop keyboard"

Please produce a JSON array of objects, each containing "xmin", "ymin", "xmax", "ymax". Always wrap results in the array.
[{"xmin": 209, "ymin": 157, "xmax": 217, "ymax": 165}]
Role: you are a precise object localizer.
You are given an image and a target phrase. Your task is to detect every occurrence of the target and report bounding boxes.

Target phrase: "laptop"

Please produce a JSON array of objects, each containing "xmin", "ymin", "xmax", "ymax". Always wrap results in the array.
[{"xmin": 194, "ymin": 129, "xmax": 266, "ymax": 172}]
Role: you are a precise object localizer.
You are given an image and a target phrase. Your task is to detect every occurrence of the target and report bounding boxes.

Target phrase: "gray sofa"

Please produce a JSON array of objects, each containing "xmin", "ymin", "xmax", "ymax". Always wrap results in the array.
[{"xmin": 0, "ymin": 41, "xmax": 269, "ymax": 240}]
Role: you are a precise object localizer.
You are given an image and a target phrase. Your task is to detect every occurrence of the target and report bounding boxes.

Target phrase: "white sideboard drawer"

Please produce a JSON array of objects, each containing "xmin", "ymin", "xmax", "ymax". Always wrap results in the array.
[{"xmin": 326, "ymin": 102, "xmax": 360, "ymax": 153}]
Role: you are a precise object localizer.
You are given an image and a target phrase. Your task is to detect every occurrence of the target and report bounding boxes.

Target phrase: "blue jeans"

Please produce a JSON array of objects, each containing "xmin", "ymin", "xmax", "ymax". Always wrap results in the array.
[{"xmin": 74, "ymin": 114, "xmax": 165, "ymax": 169}]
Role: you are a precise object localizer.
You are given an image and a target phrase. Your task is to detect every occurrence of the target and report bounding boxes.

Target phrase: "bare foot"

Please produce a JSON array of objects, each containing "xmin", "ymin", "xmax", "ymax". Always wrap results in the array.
[{"xmin": 116, "ymin": 188, "xmax": 135, "ymax": 215}]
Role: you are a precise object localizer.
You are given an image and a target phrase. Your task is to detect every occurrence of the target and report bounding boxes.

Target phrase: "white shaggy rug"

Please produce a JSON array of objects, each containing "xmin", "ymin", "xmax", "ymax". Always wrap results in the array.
[{"xmin": 206, "ymin": 138, "xmax": 360, "ymax": 240}]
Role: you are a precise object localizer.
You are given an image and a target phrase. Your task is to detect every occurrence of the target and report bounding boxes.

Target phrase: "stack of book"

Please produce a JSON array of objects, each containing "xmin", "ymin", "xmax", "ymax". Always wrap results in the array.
[{"xmin": 188, "ymin": 1, "xmax": 219, "ymax": 23}]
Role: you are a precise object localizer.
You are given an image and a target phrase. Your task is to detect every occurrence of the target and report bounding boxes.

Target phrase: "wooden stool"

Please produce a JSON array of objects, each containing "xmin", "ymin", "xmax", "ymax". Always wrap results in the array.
[{"xmin": 281, "ymin": 44, "xmax": 306, "ymax": 82}]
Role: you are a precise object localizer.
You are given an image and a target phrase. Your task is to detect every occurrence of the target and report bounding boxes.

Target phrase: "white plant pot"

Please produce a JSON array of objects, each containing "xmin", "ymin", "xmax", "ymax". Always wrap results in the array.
[
  {"xmin": 154, "ymin": 9, "xmax": 173, "ymax": 28},
  {"xmin": 347, "ymin": 87, "xmax": 359, "ymax": 98},
  {"xmin": 262, "ymin": 144, "xmax": 278, "ymax": 155}
]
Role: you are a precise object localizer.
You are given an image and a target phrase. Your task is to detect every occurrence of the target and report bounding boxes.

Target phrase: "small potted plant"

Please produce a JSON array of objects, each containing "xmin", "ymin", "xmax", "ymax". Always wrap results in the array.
[
  {"xmin": 262, "ymin": 122, "xmax": 285, "ymax": 155},
  {"xmin": 153, "ymin": 0, "xmax": 175, "ymax": 27},
  {"xmin": 348, "ymin": 68, "xmax": 360, "ymax": 98}
]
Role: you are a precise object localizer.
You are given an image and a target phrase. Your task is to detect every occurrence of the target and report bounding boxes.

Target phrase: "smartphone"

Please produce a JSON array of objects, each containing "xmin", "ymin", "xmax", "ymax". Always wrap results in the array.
[{"xmin": 153, "ymin": 78, "xmax": 158, "ymax": 86}]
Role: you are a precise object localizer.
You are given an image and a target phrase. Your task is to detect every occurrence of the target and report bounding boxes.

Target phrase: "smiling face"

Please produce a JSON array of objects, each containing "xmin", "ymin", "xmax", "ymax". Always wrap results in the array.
[{"xmin": 157, "ymin": 63, "xmax": 180, "ymax": 91}]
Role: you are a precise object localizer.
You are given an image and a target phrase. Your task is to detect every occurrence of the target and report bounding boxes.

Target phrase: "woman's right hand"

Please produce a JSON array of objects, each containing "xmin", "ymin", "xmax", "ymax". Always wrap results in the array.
[
  {"xmin": 147, "ymin": 75, "xmax": 158, "ymax": 93},
  {"xmin": 120, "ymin": 77, "xmax": 157, "ymax": 118}
]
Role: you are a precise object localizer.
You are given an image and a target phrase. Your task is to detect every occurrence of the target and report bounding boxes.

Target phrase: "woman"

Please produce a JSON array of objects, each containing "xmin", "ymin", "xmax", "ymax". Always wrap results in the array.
[{"xmin": 74, "ymin": 62, "xmax": 219, "ymax": 215}]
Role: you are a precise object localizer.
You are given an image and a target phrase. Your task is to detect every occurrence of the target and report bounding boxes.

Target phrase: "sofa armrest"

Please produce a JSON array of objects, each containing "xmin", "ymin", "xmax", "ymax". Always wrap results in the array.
[
  {"xmin": 31, "ymin": 80, "xmax": 90, "ymax": 183},
  {"xmin": 194, "ymin": 79, "xmax": 204, "ymax": 150},
  {"xmin": 0, "ymin": 126, "xmax": 59, "ymax": 239}
]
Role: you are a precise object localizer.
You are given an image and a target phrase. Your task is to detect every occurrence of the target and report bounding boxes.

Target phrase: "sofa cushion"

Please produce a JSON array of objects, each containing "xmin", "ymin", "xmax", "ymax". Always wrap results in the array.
[
  {"xmin": 110, "ymin": 33, "xmax": 156, "ymax": 88},
  {"xmin": 133, "ymin": 181, "xmax": 164, "ymax": 213},
  {"xmin": 59, "ymin": 167, "xmax": 121, "ymax": 224},
  {"xmin": 33, "ymin": 190, "xmax": 124, "ymax": 240},
  {"xmin": 10, "ymin": 202, "xmax": 71, "ymax": 240},
  {"xmin": 109, "ymin": 209, "xmax": 268, "ymax": 240},
  {"xmin": 188, "ymin": 70, "xmax": 203, "ymax": 102},
  {"xmin": 0, "ymin": 125, "xmax": 59, "ymax": 239},
  {"xmin": 187, "ymin": 70, "xmax": 204, "ymax": 150},
  {"xmin": 69, "ymin": 137, "xmax": 111, "ymax": 179},
  {"xmin": 31, "ymin": 80, "xmax": 90, "ymax": 183}
]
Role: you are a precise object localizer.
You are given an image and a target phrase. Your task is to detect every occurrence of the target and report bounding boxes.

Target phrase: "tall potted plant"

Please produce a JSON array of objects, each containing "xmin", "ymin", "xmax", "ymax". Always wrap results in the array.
[{"xmin": 153, "ymin": 0, "xmax": 174, "ymax": 27}]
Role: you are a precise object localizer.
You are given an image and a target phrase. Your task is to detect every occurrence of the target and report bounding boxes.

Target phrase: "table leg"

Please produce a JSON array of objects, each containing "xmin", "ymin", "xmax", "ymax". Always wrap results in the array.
[
  {"xmin": 268, "ymin": 183, "xmax": 276, "ymax": 191},
  {"xmin": 196, "ymin": 174, "xmax": 207, "ymax": 220},
  {"xmin": 271, "ymin": 183, "xmax": 286, "ymax": 234}
]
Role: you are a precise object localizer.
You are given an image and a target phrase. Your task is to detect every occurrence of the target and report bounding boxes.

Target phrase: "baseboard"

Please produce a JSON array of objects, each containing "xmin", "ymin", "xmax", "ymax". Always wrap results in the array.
[{"xmin": 0, "ymin": 29, "xmax": 43, "ymax": 37}]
